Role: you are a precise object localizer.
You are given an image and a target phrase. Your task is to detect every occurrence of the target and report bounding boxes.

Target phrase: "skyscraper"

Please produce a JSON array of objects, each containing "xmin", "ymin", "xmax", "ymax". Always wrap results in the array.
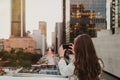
[
  {"xmin": 111, "ymin": 0, "xmax": 120, "ymax": 34},
  {"xmin": 70, "ymin": 4, "xmax": 96, "ymax": 42},
  {"xmin": 63, "ymin": 0, "xmax": 106, "ymax": 43},
  {"xmin": 62, "ymin": 0, "xmax": 66, "ymax": 44},
  {"xmin": 118, "ymin": 0, "xmax": 120, "ymax": 27},
  {"xmin": 11, "ymin": 0, "xmax": 26, "ymax": 37},
  {"xmin": 71, "ymin": 0, "xmax": 106, "ymax": 29},
  {"xmin": 39, "ymin": 21, "xmax": 47, "ymax": 37}
]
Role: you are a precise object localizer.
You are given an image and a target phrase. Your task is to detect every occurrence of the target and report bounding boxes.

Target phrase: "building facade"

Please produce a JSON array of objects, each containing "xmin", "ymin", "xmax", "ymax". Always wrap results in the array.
[
  {"xmin": 39, "ymin": 21, "xmax": 47, "ymax": 37},
  {"xmin": 0, "ymin": 39, "xmax": 4, "ymax": 51},
  {"xmin": 55, "ymin": 22, "xmax": 63, "ymax": 53},
  {"xmin": 70, "ymin": 4, "xmax": 96, "ymax": 42},
  {"xmin": 31, "ymin": 30, "xmax": 42, "ymax": 50},
  {"xmin": 62, "ymin": 0, "xmax": 67, "ymax": 44},
  {"xmin": 3, "ymin": 37, "xmax": 36, "ymax": 52},
  {"xmin": 118, "ymin": 0, "xmax": 120, "ymax": 27},
  {"xmin": 39, "ymin": 21, "xmax": 47, "ymax": 55},
  {"xmin": 11, "ymin": 0, "xmax": 26, "ymax": 37},
  {"xmin": 51, "ymin": 32, "xmax": 56, "ymax": 49},
  {"xmin": 63, "ymin": 0, "xmax": 106, "ymax": 43},
  {"xmin": 111, "ymin": 0, "xmax": 120, "ymax": 34}
]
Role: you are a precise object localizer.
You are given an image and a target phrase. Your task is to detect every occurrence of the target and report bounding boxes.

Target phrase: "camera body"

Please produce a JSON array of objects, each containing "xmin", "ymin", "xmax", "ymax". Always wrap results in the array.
[{"xmin": 63, "ymin": 44, "xmax": 72, "ymax": 49}]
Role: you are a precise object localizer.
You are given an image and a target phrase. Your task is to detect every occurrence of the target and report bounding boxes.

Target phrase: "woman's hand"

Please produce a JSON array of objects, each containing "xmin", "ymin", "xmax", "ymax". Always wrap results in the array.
[
  {"xmin": 58, "ymin": 45, "xmax": 65, "ymax": 57},
  {"xmin": 69, "ymin": 43, "xmax": 75, "ymax": 54}
]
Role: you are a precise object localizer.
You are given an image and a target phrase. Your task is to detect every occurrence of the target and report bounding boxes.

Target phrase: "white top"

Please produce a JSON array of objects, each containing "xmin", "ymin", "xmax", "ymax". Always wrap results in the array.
[
  {"xmin": 58, "ymin": 54, "xmax": 75, "ymax": 76},
  {"xmin": 58, "ymin": 57, "xmax": 103, "ymax": 80},
  {"xmin": 58, "ymin": 59, "xmax": 77, "ymax": 80},
  {"xmin": 58, "ymin": 59, "xmax": 74, "ymax": 73}
]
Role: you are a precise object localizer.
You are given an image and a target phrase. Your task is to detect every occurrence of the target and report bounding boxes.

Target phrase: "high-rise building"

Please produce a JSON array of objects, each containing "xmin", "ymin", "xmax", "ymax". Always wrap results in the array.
[
  {"xmin": 0, "ymin": 39, "xmax": 4, "ymax": 51},
  {"xmin": 119, "ymin": 0, "xmax": 120, "ymax": 27},
  {"xmin": 118, "ymin": 0, "xmax": 120, "ymax": 28},
  {"xmin": 39, "ymin": 21, "xmax": 47, "ymax": 55},
  {"xmin": 63, "ymin": 0, "xmax": 106, "ymax": 43},
  {"xmin": 11, "ymin": 0, "xmax": 26, "ymax": 37},
  {"xmin": 39, "ymin": 21, "xmax": 47, "ymax": 37},
  {"xmin": 111, "ymin": 0, "xmax": 120, "ymax": 34},
  {"xmin": 70, "ymin": 4, "xmax": 96, "ymax": 42},
  {"xmin": 55, "ymin": 22, "xmax": 63, "ymax": 53},
  {"xmin": 31, "ymin": 30, "xmax": 42, "ymax": 50},
  {"xmin": 62, "ymin": 0, "xmax": 66, "ymax": 44},
  {"xmin": 51, "ymin": 32, "xmax": 56, "ymax": 49},
  {"xmin": 73, "ymin": 0, "xmax": 106, "ymax": 28}
]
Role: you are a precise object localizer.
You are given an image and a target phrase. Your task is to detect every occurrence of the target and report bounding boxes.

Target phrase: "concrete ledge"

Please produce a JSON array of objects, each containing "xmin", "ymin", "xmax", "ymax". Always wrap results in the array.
[{"xmin": 103, "ymin": 70, "xmax": 120, "ymax": 80}]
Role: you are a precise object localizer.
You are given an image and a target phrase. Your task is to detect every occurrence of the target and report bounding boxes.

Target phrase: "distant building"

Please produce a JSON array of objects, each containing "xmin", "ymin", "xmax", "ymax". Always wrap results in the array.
[
  {"xmin": 11, "ymin": 0, "xmax": 26, "ymax": 37},
  {"xmin": 55, "ymin": 22, "xmax": 63, "ymax": 53},
  {"xmin": 31, "ymin": 30, "xmax": 42, "ymax": 50},
  {"xmin": 111, "ymin": 0, "xmax": 120, "ymax": 34},
  {"xmin": 62, "ymin": 0, "xmax": 67, "ymax": 44},
  {"xmin": 118, "ymin": 0, "xmax": 120, "ymax": 28},
  {"xmin": 51, "ymin": 32, "xmax": 56, "ymax": 50},
  {"xmin": 41, "ymin": 35, "xmax": 46, "ymax": 55},
  {"xmin": 39, "ymin": 21, "xmax": 47, "ymax": 55},
  {"xmin": 31, "ymin": 30, "xmax": 47, "ymax": 55},
  {"xmin": 3, "ymin": 37, "xmax": 36, "ymax": 52},
  {"xmin": 63, "ymin": 0, "xmax": 106, "ymax": 43},
  {"xmin": 39, "ymin": 21, "xmax": 47, "ymax": 37},
  {"xmin": 0, "ymin": 39, "xmax": 4, "ymax": 51}
]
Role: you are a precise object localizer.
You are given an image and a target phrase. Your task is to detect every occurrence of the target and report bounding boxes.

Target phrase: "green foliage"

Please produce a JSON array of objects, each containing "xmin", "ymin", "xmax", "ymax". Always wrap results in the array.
[
  {"xmin": 0, "ymin": 70, "xmax": 7, "ymax": 76},
  {"xmin": 0, "ymin": 50, "xmax": 42, "ymax": 67}
]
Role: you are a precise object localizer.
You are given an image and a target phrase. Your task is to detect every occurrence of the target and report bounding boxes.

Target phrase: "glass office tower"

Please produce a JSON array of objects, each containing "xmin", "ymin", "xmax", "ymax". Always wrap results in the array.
[
  {"xmin": 118, "ymin": 0, "xmax": 120, "ymax": 27},
  {"xmin": 111, "ymin": 0, "xmax": 120, "ymax": 34},
  {"xmin": 68, "ymin": 0, "xmax": 106, "ymax": 42}
]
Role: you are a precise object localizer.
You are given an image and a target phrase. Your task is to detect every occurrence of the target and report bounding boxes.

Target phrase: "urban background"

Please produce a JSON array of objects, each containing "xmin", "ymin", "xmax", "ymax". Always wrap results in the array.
[{"xmin": 0, "ymin": 0, "xmax": 120, "ymax": 79}]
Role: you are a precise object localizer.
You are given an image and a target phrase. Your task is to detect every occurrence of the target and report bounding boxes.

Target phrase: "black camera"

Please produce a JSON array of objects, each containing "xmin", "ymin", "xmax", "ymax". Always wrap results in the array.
[{"xmin": 63, "ymin": 44, "xmax": 72, "ymax": 49}]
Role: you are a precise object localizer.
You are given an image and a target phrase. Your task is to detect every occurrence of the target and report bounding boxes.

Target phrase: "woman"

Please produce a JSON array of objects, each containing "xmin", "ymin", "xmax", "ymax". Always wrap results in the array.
[{"xmin": 58, "ymin": 34, "xmax": 104, "ymax": 80}]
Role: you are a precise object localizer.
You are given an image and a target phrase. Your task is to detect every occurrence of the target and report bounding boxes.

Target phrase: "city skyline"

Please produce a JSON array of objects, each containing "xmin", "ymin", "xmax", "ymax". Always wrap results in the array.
[
  {"xmin": 0, "ymin": 0, "xmax": 111, "ymax": 45},
  {"xmin": 0, "ymin": 0, "xmax": 62, "ymax": 45}
]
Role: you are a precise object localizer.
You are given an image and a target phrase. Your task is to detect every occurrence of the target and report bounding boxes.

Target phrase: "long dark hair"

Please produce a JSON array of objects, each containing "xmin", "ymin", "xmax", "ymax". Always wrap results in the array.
[{"xmin": 74, "ymin": 34, "xmax": 102, "ymax": 80}]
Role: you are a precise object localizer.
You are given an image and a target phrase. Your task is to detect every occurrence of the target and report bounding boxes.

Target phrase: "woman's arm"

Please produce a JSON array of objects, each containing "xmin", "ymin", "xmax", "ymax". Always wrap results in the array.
[
  {"xmin": 58, "ymin": 59, "xmax": 75, "ymax": 76},
  {"xmin": 58, "ymin": 45, "xmax": 75, "ymax": 76}
]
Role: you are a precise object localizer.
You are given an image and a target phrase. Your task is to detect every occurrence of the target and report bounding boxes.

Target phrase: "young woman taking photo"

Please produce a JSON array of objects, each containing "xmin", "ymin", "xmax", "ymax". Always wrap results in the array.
[{"xmin": 58, "ymin": 34, "xmax": 104, "ymax": 80}]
